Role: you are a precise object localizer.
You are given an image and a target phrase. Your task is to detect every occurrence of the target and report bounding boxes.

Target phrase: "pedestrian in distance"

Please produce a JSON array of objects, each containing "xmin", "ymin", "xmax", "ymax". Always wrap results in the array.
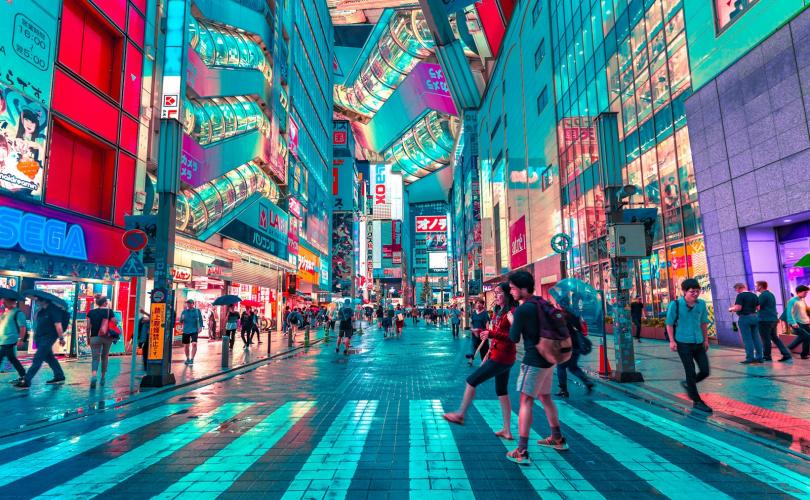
[
  {"xmin": 755, "ymin": 281, "xmax": 792, "ymax": 362},
  {"xmin": 376, "ymin": 305, "xmax": 384, "ymax": 328},
  {"xmin": 506, "ymin": 271, "xmax": 570, "ymax": 465},
  {"xmin": 208, "ymin": 310, "xmax": 218, "ymax": 341},
  {"xmin": 468, "ymin": 299, "xmax": 490, "ymax": 360},
  {"xmin": 240, "ymin": 307, "xmax": 253, "ymax": 349},
  {"xmin": 337, "ymin": 300, "xmax": 354, "ymax": 355},
  {"xmin": 288, "ymin": 308, "xmax": 303, "ymax": 343},
  {"xmin": 86, "ymin": 295, "xmax": 117, "ymax": 388},
  {"xmin": 554, "ymin": 302, "xmax": 594, "ymax": 397},
  {"xmin": 225, "ymin": 304, "xmax": 240, "ymax": 350},
  {"xmin": 785, "ymin": 285, "xmax": 810, "ymax": 359},
  {"xmin": 444, "ymin": 282, "xmax": 517, "ymax": 440},
  {"xmin": 180, "ymin": 299, "xmax": 203, "ymax": 365},
  {"xmin": 630, "ymin": 296, "xmax": 643, "ymax": 342},
  {"xmin": 411, "ymin": 306, "xmax": 419, "ymax": 325},
  {"xmin": 382, "ymin": 307, "xmax": 394, "ymax": 338},
  {"xmin": 450, "ymin": 305, "xmax": 461, "ymax": 338},
  {"xmin": 251, "ymin": 308, "xmax": 262, "ymax": 344},
  {"xmin": 729, "ymin": 283, "xmax": 764, "ymax": 364},
  {"xmin": 395, "ymin": 304, "xmax": 405, "ymax": 337},
  {"xmin": 137, "ymin": 309, "xmax": 150, "ymax": 371},
  {"xmin": 0, "ymin": 295, "xmax": 28, "ymax": 383},
  {"xmin": 666, "ymin": 278, "xmax": 713, "ymax": 413},
  {"xmin": 15, "ymin": 298, "xmax": 67, "ymax": 388}
]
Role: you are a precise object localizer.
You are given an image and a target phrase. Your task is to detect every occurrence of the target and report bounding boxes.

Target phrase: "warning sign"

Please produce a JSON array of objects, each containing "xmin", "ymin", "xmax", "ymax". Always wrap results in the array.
[{"xmin": 147, "ymin": 303, "xmax": 166, "ymax": 361}]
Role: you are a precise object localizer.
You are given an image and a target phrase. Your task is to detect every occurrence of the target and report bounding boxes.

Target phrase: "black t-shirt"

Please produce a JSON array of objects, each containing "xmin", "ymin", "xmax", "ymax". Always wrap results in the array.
[
  {"xmin": 87, "ymin": 308, "xmax": 112, "ymax": 337},
  {"xmin": 630, "ymin": 301, "xmax": 643, "ymax": 320},
  {"xmin": 34, "ymin": 307, "xmax": 60, "ymax": 341},
  {"xmin": 735, "ymin": 291, "xmax": 759, "ymax": 315},
  {"xmin": 240, "ymin": 311, "xmax": 254, "ymax": 328},
  {"xmin": 509, "ymin": 300, "xmax": 552, "ymax": 368}
]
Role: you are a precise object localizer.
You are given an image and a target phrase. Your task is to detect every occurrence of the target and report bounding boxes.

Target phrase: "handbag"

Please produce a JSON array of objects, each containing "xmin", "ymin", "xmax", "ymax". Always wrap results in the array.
[{"xmin": 99, "ymin": 309, "xmax": 121, "ymax": 341}]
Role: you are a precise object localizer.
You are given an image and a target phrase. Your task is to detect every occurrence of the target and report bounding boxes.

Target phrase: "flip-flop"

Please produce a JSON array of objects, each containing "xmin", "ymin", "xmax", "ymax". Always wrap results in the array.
[
  {"xmin": 442, "ymin": 413, "xmax": 464, "ymax": 426},
  {"xmin": 495, "ymin": 430, "xmax": 514, "ymax": 440}
]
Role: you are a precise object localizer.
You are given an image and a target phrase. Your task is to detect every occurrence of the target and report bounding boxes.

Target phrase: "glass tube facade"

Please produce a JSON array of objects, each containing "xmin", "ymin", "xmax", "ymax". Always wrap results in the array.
[
  {"xmin": 552, "ymin": 0, "xmax": 711, "ymax": 327},
  {"xmin": 188, "ymin": 16, "xmax": 271, "ymax": 79},
  {"xmin": 183, "ymin": 96, "xmax": 269, "ymax": 146},
  {"xmin": 384, "ymin": 111, "xmax": 458, "ymax": 183}
]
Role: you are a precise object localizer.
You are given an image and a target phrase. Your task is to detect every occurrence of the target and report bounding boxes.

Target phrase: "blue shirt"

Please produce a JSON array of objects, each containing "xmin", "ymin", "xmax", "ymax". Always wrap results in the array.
[
  {"xmin": 450, "ymin": 309, "xmax": 461, "ymax": 324},
  {"xmin": 757, "ymin": 290, "xmax": 778, "ymax": 322},
  {"xmin": 0, "ymin": 309, "xmax": 26, "ymax": 345},
  {"xmin": 665, "ymin": 297, "xmax": 708, "ymax": 344},
  {"xmin": 180, "ymin": 308, "xmax": 202, "ymax": 334},
  {"xmin": 470, "ymin": 310, "xmax": 489, "ymax": 329}
]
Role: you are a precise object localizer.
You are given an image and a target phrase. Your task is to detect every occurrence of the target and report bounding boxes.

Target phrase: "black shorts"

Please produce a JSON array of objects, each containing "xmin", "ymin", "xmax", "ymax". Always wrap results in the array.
[
  {"xmin": 466, "ymin": 360, "xmax": 513, "ymax": 396},
  {"xmin": 339, "ymin": 326, "xmax": 353, "ymax": 338},
  {"xmin": 182, "ymin": 332, "xmax": 199, "ymax": 344}
]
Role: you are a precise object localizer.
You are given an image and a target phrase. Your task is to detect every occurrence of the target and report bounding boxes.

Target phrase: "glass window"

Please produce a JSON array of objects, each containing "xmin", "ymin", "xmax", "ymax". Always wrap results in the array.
[
  {"xmin": 668, "ymin": 43, "xmax": 690, "ymax": 98},
  {"xmin": 537, "ymin": 86, "xmax": 549, "ymax": 114},
  {"xmin": 650, "ymin": 61, "xmax": 670, "ymax": 110},
  {"xmin": 631, "ymin": 22, "xmax": 648, "ymax": 74},
  {"xmin": 662, "ymin": 0, "xmax": 680, "ymax": 21},
  {"xmin": 665, "ymin": 10, "xmax": 685, "ymax": 45},
  {"xmin": 621, "ymin": 90, "xmax": 637, "ymax": 131},
  {"xmin": 645, "ymin": 1, "xmax": 663, "ymax": 37},
  {"xmin": 535, "ymin": 39, "xmax": 546, "ymax": 68},
  {"xmin": 648, "ymin": 30, "xmax": 666, "ymax": 68},
  {"xmin": 635, "ymin": 76, "xmax": 653, "ymax": 124}
]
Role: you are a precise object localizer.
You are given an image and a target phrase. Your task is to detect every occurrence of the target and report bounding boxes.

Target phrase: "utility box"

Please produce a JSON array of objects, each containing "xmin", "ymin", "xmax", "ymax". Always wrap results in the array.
[{"xmin": 608, "ymin": 223, "xmax": 648, "ymax": 257}]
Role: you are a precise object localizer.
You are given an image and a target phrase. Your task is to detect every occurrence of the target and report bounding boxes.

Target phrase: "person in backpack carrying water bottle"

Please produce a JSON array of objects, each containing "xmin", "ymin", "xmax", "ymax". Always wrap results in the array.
[
  {"xmin": 666, "ymin": 279, "xmax": 713, "ymax": 414},
  {"xmin": 506, "ymin": 271, "xmax": 572, "ymax": 465}
]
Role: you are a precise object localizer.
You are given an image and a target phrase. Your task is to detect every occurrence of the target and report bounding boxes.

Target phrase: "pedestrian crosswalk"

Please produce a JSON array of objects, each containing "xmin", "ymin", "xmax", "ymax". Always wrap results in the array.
[{"xmin": 0, "ymin": 398, "xmax": 807, "ymax": 499}]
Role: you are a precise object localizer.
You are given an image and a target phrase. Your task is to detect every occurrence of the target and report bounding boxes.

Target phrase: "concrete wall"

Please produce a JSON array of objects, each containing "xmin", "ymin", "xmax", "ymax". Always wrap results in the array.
[{"xmin": 685, "ymin": 9, "xmax": 810, "ymax": 345}]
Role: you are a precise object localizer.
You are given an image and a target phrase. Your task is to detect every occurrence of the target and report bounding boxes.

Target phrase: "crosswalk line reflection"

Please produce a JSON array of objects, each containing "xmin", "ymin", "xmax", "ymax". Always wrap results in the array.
[
  {"xmin": 0, "ymin": 433, "xmax": 53, "ymax": 453},
  {"xmin": 281, "ymin": 400, "xmax": 378, "ymax": 500},
  {"xmin": 409, "ymin": 399, "xmax": 474, "ymax": 499},
  {"xmin": 152, "ymin": 400, "xmax": 315, "ymax": 499},
  {"xmin": 598, "ymin": 400, "xmax": 810, "ymax": 498},
  {"xmin": 553, "ymin": 401, "xmax": 732, "ymax": 499},
  {"xmin": 34, "ymin": 403, "xmax": 254, "ymax": 499},
  {"xmin": 0, "ymin": 404, "xmax": 191, "ymax": 488},
  {"xmin": 474, "ymin": 400, "xmax": 605, "ymax": 499}
]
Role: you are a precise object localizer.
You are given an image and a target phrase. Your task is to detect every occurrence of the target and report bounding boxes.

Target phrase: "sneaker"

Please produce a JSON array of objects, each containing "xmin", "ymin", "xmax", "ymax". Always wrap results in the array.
[
  {"xmin": 343, "ymin": 350, "xmax": 348, "ymax": 355},
  {"xmin": 506, "ymin": 447, "xmax": 531, "ymax": 465},
  {"xmin": 802, "ymin": 355, "xmax": 809, "ymax": 360},
  {"xmin": 100, "ymin": 377, "xmax": 106, "ymax": 385},
  {"xmin": 585, "ymin": 382, "xmax": 594, "ymax": 394},
  {"xmin": 751, "ymin": 359, "xmax": 764, "ymax": 364},
  {"xmin": 762, "ymin": 357, "xmax": 772, "ymax": 362},
  {"xmin": 14, "ymin": 380, "xmax": 30, "ymax": 389},
  {"xmin": 537, "ymin": 436, "xmax": 569, "ymax": 451},
  {"xmin": 693, "ymin": 401, "xmax": 713, "ymax": 413},
  {"xmin": 778, "ymin": 356, "xmax": 793, "ymax": 362},
  {"xmin": 46, "ymin": 378, "xmax": 65, "ymax": 385},
  {"xmin": 188, "ymin": 359, "xmax": 194, "ymax": 365},
  {"xmin": 739, "ymin": 360, "xmax": 754, "ymax": 364},
  {"xmin": 336, "ymin": 347, "xmax": 340, "ymax": 353},
  {"xmin": 184, "ymin": 359, "xmax": 190, "ymax": 365},
  {"xmin": 555, "ymin": 390, "xmax": 570, "ymax": 398},
  {"xmin": 90, "ymin": 379, "xmax": 97, "ymax": 389}
]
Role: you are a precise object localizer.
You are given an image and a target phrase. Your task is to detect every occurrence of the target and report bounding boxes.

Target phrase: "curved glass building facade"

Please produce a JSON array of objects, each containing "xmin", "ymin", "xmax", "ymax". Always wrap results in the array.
[
  {"xmin": 189, "ymin": 16, "xmax": 270, "ymax": 78},
  {"xmin": 384, "ymin": 112, "xmax": 458, "ymax": 182},
  {"xmin": 183, "ymin": 96, "xmax": 269, "ymax": 146}
]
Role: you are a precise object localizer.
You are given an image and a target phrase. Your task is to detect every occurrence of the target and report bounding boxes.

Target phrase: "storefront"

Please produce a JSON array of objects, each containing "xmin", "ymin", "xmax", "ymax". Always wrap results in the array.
[{"xmin": 0, "ymin": 200, "xmax": 130, "ymax": 356}]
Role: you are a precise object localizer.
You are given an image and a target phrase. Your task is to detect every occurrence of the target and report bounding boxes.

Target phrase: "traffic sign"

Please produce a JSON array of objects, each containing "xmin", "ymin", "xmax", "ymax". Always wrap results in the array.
[
  {"xmin": 119, "ymin": 252, "xmax": 146, "ymax": 277},
  {"xmin": 122, "ymin": 229, "xmax": 148, "ymax": 251}
]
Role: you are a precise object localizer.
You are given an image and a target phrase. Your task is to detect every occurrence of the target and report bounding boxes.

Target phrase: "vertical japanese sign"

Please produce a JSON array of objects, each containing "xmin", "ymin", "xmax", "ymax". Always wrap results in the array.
[
  {"xmin": 147, "ymin": 303, "xmax": 166, "ymax": 361},
  {"xmin": 160, "ymin": 0, "xmax": 188, "ymax": 121}
]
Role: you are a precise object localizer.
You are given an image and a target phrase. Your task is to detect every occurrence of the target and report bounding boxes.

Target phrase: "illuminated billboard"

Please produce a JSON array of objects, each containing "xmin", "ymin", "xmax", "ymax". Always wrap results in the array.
[
  {"xmin": 415, "ymin": 215, "xmax": 448, "ymax": 233},
  {"xmin": 0, "ymin": 83, "xmax": 49, "ymax": 202},
  {"xmin": 428, "ymin": 251, "xmax": 448, "ymax": 272},
  {"xmin": 371, "ymin": 164, "xmax": 403, "ymax": 220}
]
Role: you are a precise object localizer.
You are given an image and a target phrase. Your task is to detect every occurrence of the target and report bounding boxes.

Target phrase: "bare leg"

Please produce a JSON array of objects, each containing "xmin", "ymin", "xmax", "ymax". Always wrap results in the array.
[
  {"xmin": 191, "ymin": 342, "xmax": 197, "ymax": 361},
  {"xmin": 451, "ymin": 383, "xmax": 476, "ymax": 418},
  {"xmin": 538, "ymin": 393, "xmax": 560, "ymax": 428},
  {"xmin": 519, "ymin": 393, "xmax": 534, "ymax": 441},
  {"xmin": 497, "ymin": 394, "xmax": 513, "ymax": 439},
  {"xmin": 184, "ymin": 344, "xmax": 190, "ymax": 361}
]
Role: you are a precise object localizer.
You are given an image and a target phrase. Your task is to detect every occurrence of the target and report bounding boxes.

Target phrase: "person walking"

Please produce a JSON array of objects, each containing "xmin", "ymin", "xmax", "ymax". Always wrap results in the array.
[
  {"xmin": 240, "ymin": 307, "xmax": 254, "ymax": 349},
  {"xmin": 756, "ymin": 281, "xmax": 792, "ymax": 362},
  {"xmin": 15, "ymin": 298, "xmax": 66, "ymax": 388},
  {"xmin": 444, "ymin": 282, "xmax": 517, "ymax": 439},
  {"xmin": 0, "ymin": 295, "xmax": 27, "ymax": 383},
  {"xmin": 288, "ymin": 308, "xmax": 303, "ymax": 342},
  {"xmin": 666, "ymin": 279, "xmax": 713, "ymax": 413},
  {"xmin": 137, "ymin": 309, "xmax": 150, "ymax": 371},
  {"xmin": 468, "ymin": 299, "xmax": 490, "ymax": 360},
  {"xmin": 180, "ymin": 299, "xmax": 203, "ymax": 365},
  {"xmin": 411, "ymin": 306, "xmax": 419, "ymax": 325},
  {"xmin": 251, "ymin": 308, "xmax": 262, "ymax": 344},
  {"xmin": 729, "ymin": 283, "xmax": 764, "ymax": 364},
  {"xmin": 395, "ymin": 305, "xmax": 405, "ymax": 337},
  {"xmin": 555, "ymin": 306, "xmax": 594, "ymax": 397},
  {"xmin": 630, "ymin": 297, "xmax": 643, "ymax": 342},
  {"xmin": 376, "ymin": 305, "xmax": 384, "ymax": 328},
  {"xmin": 449, "ymin": 306, "xmax": 461, "ymax": 338},
  {"xmin": 506, "ymin": 271, "xmax": 568, "ymax": 464},
  {"xmin": 225, "ymin": 304, "xmax": 240, "ymax": 350},
  {"xmin": 208, "ymin": 310, "xmax": 218, "ymax": 341},
  {"xmin": 86, "ymin": 296, "xmax": 117, "ymax": 388},
  {"xmin": 786, "ymin": 285, "xmax": 810, "ymax": 359},
  {"xmin": 337, "ymin": 300, "xmax": 354, "ymax": 355}
]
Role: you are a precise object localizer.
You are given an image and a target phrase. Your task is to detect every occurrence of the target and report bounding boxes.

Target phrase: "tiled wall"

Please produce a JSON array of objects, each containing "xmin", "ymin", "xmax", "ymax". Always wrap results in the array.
[{"xmin": 685, "ymin": 9, "xmax": 810, "ymax": 344}]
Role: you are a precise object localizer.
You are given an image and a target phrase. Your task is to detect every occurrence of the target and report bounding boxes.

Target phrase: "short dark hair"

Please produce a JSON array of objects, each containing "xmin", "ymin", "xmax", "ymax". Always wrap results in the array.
[
  {"xmin": 95, "ymin": 295, "xmax": 108, "ymax": 307},
  {"xmin": 756, "ymin": 281, "xmax": 768, "ymax": 290},
  {"xmin": 797, "ymin": 285, "xmax": 809, "ymax": 293},
  {"xmin": 508, "ymin": 271, "xmax": 534, "ymax": 294},
  {"xmin": 681, "ymin": 278, "xmax": 700, "ymax": 292}
]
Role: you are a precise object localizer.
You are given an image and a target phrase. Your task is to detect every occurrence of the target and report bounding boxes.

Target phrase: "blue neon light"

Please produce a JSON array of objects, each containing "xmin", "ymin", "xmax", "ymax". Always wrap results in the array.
[{"xmin": 0, "ymin": 207, "xmax": 88, "ymax": 261}]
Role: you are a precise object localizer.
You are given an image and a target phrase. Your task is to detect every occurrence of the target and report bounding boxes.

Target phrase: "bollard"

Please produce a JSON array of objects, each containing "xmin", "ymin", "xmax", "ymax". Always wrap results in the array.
[
  {"xmin": 288, "ymin": 328, "xmax": 294, "ymax": 347},
  {"xmin": 267, "ymin": 329, "xmax": 272, "ymax": 356},
  {"xmin": 221, "ymin": 334, "xmax": 231, "ymax": 369}
]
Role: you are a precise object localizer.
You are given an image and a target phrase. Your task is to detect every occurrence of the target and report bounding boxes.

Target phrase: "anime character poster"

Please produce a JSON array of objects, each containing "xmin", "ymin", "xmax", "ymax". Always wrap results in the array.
[
  {"xmin": 0, "ymin": 83, "xmax": 48, "ymax": 201},
  {"xmin": 331, "ymin": 212, "xmax": 354, "ymax": 295}
]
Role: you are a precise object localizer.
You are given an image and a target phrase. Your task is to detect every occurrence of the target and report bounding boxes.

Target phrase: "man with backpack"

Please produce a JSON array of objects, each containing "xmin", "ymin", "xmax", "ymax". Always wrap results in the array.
[
  {"xmin": 337, "ymin": 300, "xmax": 354, "ymax": 355},
  {"xmin": 666, "ymin": 278, "xmax": 712, "ymax": 413},
  {"xmin": 288, "ymin": 308, "xmax": 303, "ymax": 342},
  {"xmin": 506, "ymin": 271, "xmax": 571, "ymax": 465},
  {"xmin": 554, "ymin": 304, "xmax": 594, "ymax": 397}
]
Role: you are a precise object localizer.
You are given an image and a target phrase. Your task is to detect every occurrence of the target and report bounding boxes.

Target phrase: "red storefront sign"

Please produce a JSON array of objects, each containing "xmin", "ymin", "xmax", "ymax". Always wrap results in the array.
[
  {"xmin": 415, "ymin": 215, "xmax": 447, "ymax": 233},
  {"xmin": 509, "ymin": 215, "xmax": 528, "ymax": 269}
]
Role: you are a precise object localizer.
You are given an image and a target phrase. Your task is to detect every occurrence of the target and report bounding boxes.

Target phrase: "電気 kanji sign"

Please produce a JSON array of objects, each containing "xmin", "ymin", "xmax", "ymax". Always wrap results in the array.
[{"xmin": 415, "ymin": 215, "xmax": 448, "ymax": 233}]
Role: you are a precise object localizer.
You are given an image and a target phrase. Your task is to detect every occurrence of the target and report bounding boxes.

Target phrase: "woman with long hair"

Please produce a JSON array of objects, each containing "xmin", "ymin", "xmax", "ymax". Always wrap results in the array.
[{"xmin": 443, "ymin": 282, "xmax": 518, "ymax": 439}]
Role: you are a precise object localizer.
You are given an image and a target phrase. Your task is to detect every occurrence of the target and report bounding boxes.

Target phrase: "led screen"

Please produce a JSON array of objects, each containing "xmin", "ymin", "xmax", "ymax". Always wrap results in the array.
[{"xmin": 429, "ymin": 251, "xmax": 448, "ymax": 271}]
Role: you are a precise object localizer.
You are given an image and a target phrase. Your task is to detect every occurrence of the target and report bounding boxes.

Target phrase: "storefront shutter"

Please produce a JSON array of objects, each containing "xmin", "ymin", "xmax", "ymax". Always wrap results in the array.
[{"xmin": 230, "ymin": 261, "xmax": 284, "ymax": 289}]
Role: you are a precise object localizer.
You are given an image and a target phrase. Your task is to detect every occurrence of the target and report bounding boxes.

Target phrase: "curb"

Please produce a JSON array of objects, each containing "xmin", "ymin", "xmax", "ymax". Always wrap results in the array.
[
  {"xmin": 590, "ymin": 370, "xmax": 810, "ymax": 461},
  {"xmin": 0, "ymin": 337, "xmax": 326, "ymax": 439}
]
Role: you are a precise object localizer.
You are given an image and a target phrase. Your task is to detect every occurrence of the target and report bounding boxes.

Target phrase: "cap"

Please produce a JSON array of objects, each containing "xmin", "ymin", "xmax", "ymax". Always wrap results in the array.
[{"xmin": 186, "ymin": 299, "xmax": 195, "ymax": 304}]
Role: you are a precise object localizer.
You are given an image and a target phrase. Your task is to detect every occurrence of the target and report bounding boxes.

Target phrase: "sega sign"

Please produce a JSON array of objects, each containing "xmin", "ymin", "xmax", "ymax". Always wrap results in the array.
[{"xmin": 0, "ymin": 207, "xmax": 87, "ymax": 260}]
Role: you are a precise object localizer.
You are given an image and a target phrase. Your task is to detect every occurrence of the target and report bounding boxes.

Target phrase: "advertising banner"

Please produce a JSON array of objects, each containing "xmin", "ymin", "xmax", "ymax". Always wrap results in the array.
[
  {"xmin": 332, "ymin": 157, "xmax": 356, "ymax": 211},
  {"xmin": 415, "ymin": 215, "xmax": 448, "ymax": 233},
  {"xmin": 220, "ymin": 199, "xmax": 290, "ymax": 260},
  {"xmin": 0, "ymin": 83, "xmax": 48, "ymax": 202},
  {"xmin": 0, "ymin": 0, "xmax": 58, "ymax": 106},
  {"xmin": 426, "ymin": 233, "xmax": 448, "ymax": 250},
  {"xmin": 509, "ymin": 215, "xmax": 528, "ymax": 269},
  {"xmin": 297, "ymin": 245, "xmax": 319, "ymax": 284},
  {"xmin": 331, "ymin": 212, "xmax": 354, "ymax": 295},
  {"xmin": 288, "ymin": 116, "xmax": 299, "ymax": 159},
  {"xmin": 715, "ymin": 0, "xmax": 759, "ymax": 31}
]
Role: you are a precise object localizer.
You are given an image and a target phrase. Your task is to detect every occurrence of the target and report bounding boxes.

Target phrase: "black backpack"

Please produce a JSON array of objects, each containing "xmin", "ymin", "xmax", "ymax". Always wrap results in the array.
[{"xmin": 525, "ymin": 296, "xmax": 572, "ymax": 364}]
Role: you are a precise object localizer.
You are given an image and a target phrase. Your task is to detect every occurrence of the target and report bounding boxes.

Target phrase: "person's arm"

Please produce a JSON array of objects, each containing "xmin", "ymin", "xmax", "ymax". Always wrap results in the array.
[
  {"xmin": 701, "ymin": 303, "xmax": 710, "ymax": 350},
  {"xmin": 508, "ymin": 307, "xmax": 523, "ymax": 343},
  {"xmin": 729, "ymin": 294, "xmax": 742, "ymax": 313},
  {"xmin": 665, "ymin": 302, "xmax": 676, "ymax": 351},
  {"xmin": 16, "ymin": 312, "xmax": 27, "ymax": 345},
  {"xmin": 55, "ymin": 320, "xmax": 65, "ymax": 345},
  {"xmin": 788, "ymin": 299, "xmax": 798, "ymax": 327}
]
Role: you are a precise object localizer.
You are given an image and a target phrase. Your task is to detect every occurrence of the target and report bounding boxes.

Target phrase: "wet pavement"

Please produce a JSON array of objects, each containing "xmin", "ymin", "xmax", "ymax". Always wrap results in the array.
[{"xmin": 0, "ymin": 322, "xmax": 807, "ymax": 499}]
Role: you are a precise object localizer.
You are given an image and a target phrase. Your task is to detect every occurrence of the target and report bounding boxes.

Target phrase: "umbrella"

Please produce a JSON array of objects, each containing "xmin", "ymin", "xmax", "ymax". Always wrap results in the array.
[
  {"xmin": 241, "ymin": 299, "xmax": 262, "ymax": 308},
  {"xmin": 794, "ymin": 253, "xmax": 810, "ymax": 268},
  {"xmin": 212, "ymin": 294, "xmax": 242, "ymax": 306},
  {"xmin": 0, "ymin": 288, "xmax": 22, "ymax": 301},
  {"xmin": 23, "ymin": 289, "xmax": 69, "ymax": 310}
]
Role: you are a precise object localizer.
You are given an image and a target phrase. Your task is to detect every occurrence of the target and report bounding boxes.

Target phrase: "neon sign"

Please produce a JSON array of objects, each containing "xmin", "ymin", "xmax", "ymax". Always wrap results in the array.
[
  {"xmin": 0, "ymin": 207, "xmax": 87, "ymax": 260},
  {"xmin": 374, "ymin": 164, "xmax": 387, "ymax": 205}
]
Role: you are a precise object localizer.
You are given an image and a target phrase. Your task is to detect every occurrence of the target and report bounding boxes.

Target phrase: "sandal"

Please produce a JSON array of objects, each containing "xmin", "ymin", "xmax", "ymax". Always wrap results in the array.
[
  {"xmin": 494, "ymin": 430, "xmax": 514, "ymax": 440},
  {"xmin": 442, "ymin": 413, "xmax": 464, "ymax": 426}
]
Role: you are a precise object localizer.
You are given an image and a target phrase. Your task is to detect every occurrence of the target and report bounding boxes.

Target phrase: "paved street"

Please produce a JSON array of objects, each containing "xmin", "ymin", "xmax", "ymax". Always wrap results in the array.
[{"xmin": 0, "ymin": 322, "xmax": 807, "ymax": 499}]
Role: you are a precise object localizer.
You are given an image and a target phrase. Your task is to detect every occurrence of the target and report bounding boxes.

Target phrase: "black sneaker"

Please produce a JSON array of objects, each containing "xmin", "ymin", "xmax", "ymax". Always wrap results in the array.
[
  {"xmin": 778, "ymin": 356, "xmax": 793, "ymax": 362},
  {"xmin": 680, "ymin": 380, "xmax": 689, "ymax": 392},
  {"xmin": 739, "ymin": 360, "xmax": 754, "ymax": 364},
  {"xmin": 46, "ymin": 378, "xmax": 66, "ymax": 385},
  {"xmin": 14, "ymin": 380, "xmax": 30, "ymax": 388},
  {"xmin": 555, "ymin": 390, "xmax": 570, "ymax": 398},
  {"xmin": 762, "ymin": 357, "xmax": 772, "ymax": 362},
  {"xmin": 693, "ymin": 401, "xmax": 713, "ymax": 413}
]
